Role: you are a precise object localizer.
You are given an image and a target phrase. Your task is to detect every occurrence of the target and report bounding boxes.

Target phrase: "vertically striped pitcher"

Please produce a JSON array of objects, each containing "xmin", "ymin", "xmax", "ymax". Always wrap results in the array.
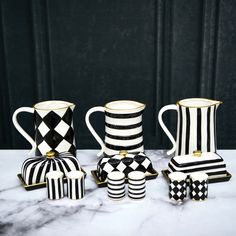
[
  {"xmin": 85, "ymin": 100, "xmax": 145, "ymax": 156},
  {"xmin": 158, "ymin": 98, "xmax": 222, "ymax": 156}
]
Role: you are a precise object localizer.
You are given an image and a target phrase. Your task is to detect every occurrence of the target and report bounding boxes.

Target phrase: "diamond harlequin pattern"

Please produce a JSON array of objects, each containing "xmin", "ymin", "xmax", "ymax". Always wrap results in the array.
[
  {"xmin": 190, "ymin": 180, "xmax": 208, "ymax": 201},
  {"xmin": 169, "ymin": 180, "xmax": 187, "ymax": 201},
  {"xmin": 97, "ymin": 152, "xmax": 155, "ymax": 182},
  {"xmin": 34, "ymin": 108, "xmax": 76, "ymax": 156}
]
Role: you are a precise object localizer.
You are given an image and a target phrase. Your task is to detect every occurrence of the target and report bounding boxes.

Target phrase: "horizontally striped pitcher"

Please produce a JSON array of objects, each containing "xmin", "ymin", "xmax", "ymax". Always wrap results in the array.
[
  {"xmin": 158, "ymin": 98, "xmax": 222, "ymax": 156},
  {"xmin": 85, "ymin": 100, "xmax": 145, "ymax": 157}
]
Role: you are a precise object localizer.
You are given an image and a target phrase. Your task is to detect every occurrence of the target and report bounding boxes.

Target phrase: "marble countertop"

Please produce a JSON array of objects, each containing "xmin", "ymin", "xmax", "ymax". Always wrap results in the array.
[{"xmin": 0, "ymin": 150, "xmax": 236, "ymax": 236}]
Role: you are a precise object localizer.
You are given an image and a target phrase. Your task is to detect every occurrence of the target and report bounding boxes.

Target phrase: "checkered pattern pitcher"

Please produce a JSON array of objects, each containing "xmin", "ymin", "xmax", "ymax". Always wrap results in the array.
[{"xmin": 12, "ymin": 100, "xmax": 76, "ymax": 156}]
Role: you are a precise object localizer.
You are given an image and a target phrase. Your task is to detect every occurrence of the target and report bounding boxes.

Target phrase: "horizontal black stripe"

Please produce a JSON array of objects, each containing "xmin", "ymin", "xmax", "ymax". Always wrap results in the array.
[
  {"xmin": 105, "ymin": 132, "xmax": 143, "ymax": 140},
  {"xmin": 128, "ymin": 186, "xmax": 146, "ymax": 191},
  {"xmin": 105, "ymin": 141, "xmax": 144, "ymax": 151},
  {"xmin": 128, "ymin": 181, "xmax": 145, "ymax": 186},
  {"xmin": 108, "ymin": 186, "xmax": 125, "ymax": 191},
  {"xmin": 128, "ymin": 190, "xmax": 146, "ymax": 196},
  {"xmin": 171, "ymin": 156, "xmax": 223, "ymax": 168},
  {"xmin": 128, "ymin": 177, "xmax": 145, "ymax": 182},
  {"xmin": 108, "ymin": 194, "xmax": 125, "ymax": 199},
  {"xmin": 168, "ymin": 163, "xmax": 226, "ymax": 173},
  {"xmin": 105, "ymin": 111, "xmax": 143, "ymax": 119},
  {"xmin": 107, "ymin": 177, "xmax": 125, "ymax": 182},
  {"xmin": 107, "ymin": 182, "xmax": 125, "ymax": 187},
  {"xmin": 166, "ymin": 169, "xmax": 227, "ymax": 177},
  {"xmin": 105, "ymin": 122, "xmax": 142, "ymax": 130},
  {"xmin": 129, "ymin": 195, "xmax": 145, "ymax": 200},
  {"xmin": 108, "ymin": 190, "xmax": 125, "ymax": 196}
]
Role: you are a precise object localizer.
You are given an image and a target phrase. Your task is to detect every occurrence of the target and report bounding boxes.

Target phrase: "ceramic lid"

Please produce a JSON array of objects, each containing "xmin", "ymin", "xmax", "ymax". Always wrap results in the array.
[{"xmin": 171, "ymin": 152, "xmax": 223, "ymax": 168}]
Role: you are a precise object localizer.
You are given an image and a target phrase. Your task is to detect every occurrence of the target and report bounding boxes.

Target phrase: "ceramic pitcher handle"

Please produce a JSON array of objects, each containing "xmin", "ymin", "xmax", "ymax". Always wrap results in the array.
[
  {"xmin": 12, "ymin": 107, "xmax": 37, "ymax": 155},
  {"xmin": 158, "ymin": 104, "xmax": 177, "ymax": 156},
  {"xmin": 85, "ymin": 106, "xmax": 105, "ymax": 157}
]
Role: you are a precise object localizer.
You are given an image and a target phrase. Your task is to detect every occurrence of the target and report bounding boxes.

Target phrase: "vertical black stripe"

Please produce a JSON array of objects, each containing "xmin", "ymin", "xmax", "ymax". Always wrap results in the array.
[
  {"xmin": 67, "ymin": 179, "xmax": 70, "ymax": 198},
  {"xmin": 178, "ymin": 106, "xmax": 183, "ymax": 155},
  {"xmin": 47, "ymin": 178, "xmax": 50, "ymax": 199},
  {"xmin": 36, "ymin": 160, "xmax": 47, "ymax": 183},
  {"xmin": 213, "ymin": 105, "xmax": 217, "ymax": 152},
  {"xmin": 51, "ymin": 179, "xmax": 56, "ymax": 199},
  {"xmin": 44, "ymin": 160, "xmax": 51, "ymax": 181},
  {"xmin": 69, "ymin": 179, "xmax": 72, "ymax": 199},
  {"xmin": 197, "ymin": 108, "xmax": 201, "ymax": 151},
  {"xmin": 58, "ymin": 178, "xmax": 61, "ymax": 198},
  {"xmin": 207, "ymin": 107, "xmax": 211, "ymax": 152},
  {"xmin": 185, "ymin": 108, "xmax": 190, "ymax": 154},
  {"xmin": 80, "ymin": 177, "xmax": 83, "ymax": 198},
  {"xmin": 75, "ymin": 179, "xmax": 79, "ymax": 199}
]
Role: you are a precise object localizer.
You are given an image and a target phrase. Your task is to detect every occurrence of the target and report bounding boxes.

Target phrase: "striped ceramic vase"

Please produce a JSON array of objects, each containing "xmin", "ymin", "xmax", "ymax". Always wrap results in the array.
[
  {"xmin": 46, "ymin": 171, "xmax": 64, "ymax": 200},
  {"xmin": 85, "ymin": 100, "xmax": 145, "ymax": 157},
  {"xmin": 158, "ymin": 98, "xmax": 222, "ymax": 156}
]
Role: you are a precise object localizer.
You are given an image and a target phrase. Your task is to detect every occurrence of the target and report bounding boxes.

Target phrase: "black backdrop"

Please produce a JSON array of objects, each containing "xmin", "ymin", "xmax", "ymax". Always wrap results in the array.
[{"xmin": 0, "ymin": 0, "xmax": 236, "ymax": 150}]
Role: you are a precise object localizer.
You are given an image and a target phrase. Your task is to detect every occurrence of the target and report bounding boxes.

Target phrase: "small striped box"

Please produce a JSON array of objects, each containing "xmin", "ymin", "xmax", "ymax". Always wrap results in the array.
[
  {"xmin": 128, "ymin": 171, "xmax": 146, "ymax": 200},
  {"xmin": 107, "ymin": 171, "xmax": 125, "ymax": 200},
  {"xmin": 67, "ymin": 171, "xmax": 85, "ymax": 200},
  {"xmin": 46, "ymin": 171, "xmax": 64, "ymax": 200}
]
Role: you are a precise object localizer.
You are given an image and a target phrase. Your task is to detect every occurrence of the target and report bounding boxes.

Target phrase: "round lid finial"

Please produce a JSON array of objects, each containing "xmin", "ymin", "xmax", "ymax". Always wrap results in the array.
[
  {"xmin": 46, "ymin": 151, "xmax": 56, "ymax": 158},
  {"xmin": 119, "ymin": 150, "xmax": 128, "ymax": 158},
  {"xmin": 193, "ymin": 150, "xmax": 202, "ymax": 157}
]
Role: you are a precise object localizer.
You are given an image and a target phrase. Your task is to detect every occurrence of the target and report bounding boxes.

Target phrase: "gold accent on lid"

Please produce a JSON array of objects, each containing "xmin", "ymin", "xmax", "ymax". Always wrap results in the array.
[
  {"xmin": 46, "ymin": 151, "xmax": 56, "ymax": 158},
  {"xmin": 193, "ymin": 150, "xmax": 202, "ymax": 157},
  {"xmin": 119, "ymin": 150, "xmax": 128, "ymax": 158},
  {"xmin": 176, "ymin": 98, "xmax": 222, "ymax": 108}
]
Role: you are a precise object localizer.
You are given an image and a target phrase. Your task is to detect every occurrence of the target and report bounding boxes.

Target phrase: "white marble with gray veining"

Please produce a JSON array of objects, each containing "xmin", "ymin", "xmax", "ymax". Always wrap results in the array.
[{"xmin": 0, "ymin": 150, "xmax": 236, "ymax": 236}]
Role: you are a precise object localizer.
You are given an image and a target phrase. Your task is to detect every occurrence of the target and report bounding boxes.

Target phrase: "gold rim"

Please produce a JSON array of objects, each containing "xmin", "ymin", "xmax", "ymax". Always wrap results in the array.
[
  {"xmin": 33, "ymin": 100, "xmax": 75, "ymax": 110},
  {"xmin": 176, "ymin": 98, "xmax": 222, "ymax": 108},
  {"xmin": 105, "ymin": 100, "xmax": 145, "ymax": 111}
]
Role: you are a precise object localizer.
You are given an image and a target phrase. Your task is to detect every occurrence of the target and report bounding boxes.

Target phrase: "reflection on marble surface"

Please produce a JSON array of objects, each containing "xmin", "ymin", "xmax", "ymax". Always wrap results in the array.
[{"xmin": 0, "ymin": 150, "xmax": 236, "ymax": 236}]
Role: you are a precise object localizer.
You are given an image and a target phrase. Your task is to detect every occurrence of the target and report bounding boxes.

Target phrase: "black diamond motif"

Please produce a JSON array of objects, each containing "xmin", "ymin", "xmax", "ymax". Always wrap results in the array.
[
  {"xmin": 169, "ymin": 180, "xmax": 187, "ymax": 201},
  {"xmin": 35, "ymin": 127, "xmax": 44, "ymax": 144},
  {"xmin": 34, "ymin": 111, "xmax": 43, "ymax": 125},
  {"xmin": 62, "ymin": 108, "xmax": 73, "ymax": 125},
  {"xmin": 68, "ymin": 145, "xmax": 76, "ymax": 157},
  {"xmin": 44, "ymin": 130, "xmax": 63, "ymax": 149},
  {"xmin": 97, "ymin": 152, "xmax": 155, "ymax": 182},
  {"xmin": 42, "ymin": 111, "xmax": 61, "ymax": 129},
  {"xmin": 64, "ymin": 127, "xmax": 74, "ymax": 143},
  {"xmin": 190, "ymin": 179, "xmax": 208, "ymax": 201}
]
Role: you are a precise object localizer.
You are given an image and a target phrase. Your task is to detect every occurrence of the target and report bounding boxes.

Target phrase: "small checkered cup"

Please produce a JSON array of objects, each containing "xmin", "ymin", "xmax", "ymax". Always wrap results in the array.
[
  {"xmin": 189, "ymin": 173, "xmax": 208, "ymax": 201},
  {"xmin": 168, "ymin": 172, "xmax": 187, "ymax": 201}
]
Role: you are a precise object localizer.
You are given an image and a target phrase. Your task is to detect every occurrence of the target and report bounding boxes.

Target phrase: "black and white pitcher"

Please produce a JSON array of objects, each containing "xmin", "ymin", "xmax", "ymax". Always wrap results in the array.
[
  {"xmin": 12, "ymin": 100, "xmax": 76, "ymax": 156},
  {"xmin": 158, "ymin": 98, "xmax": 222, "ymax": 156},
  {"xmin": 85, "ymin": 100, "xmax": 145, "ymax": 156}
]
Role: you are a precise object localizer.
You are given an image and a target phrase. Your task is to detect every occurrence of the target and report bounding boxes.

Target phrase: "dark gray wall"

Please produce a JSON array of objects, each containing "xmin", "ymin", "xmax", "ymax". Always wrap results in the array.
[{"xmin": 0, "ymin": 0, "xmax": 236, "ymax": 150}]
